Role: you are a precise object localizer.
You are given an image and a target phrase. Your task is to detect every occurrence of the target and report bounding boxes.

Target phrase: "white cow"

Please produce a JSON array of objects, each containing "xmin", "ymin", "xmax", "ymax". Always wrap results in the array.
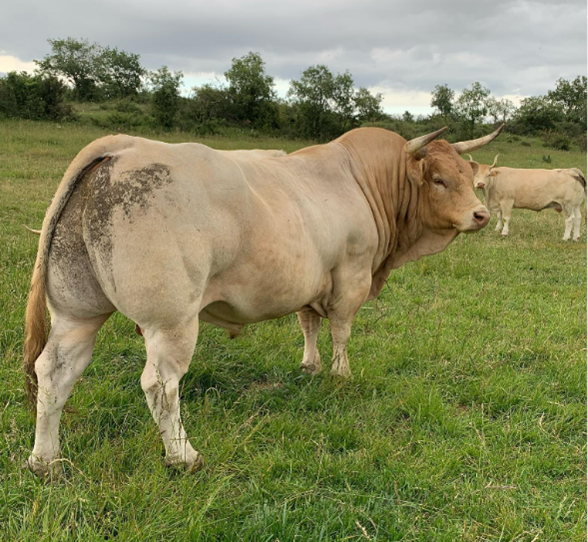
[{"xmin": 468, "ymin": 154, "xmax": 586, "ymax": 240}]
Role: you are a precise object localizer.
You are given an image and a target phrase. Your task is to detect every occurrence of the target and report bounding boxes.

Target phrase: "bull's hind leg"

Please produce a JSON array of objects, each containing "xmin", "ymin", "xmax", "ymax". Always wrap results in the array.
[
  {"xmin": 297, "ymin": 308, "xmax": 322, "ymax": 374},
  {"xmin": 28, "ymin": 313, "xmax": 109, "ymax": 478},
  {"xmin": 141, "ymin": 319, "xmax": 202, "ymax": 471}
]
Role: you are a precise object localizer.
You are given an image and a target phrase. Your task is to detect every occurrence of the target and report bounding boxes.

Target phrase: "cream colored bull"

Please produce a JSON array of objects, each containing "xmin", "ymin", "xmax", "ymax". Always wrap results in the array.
[
  {"xmin": 468, "ymin": 154, "xmax": 586, "ymax": 240},
  {"xmin": 24, "ymin": 125, "xmax": 502, "ymax": 477}
]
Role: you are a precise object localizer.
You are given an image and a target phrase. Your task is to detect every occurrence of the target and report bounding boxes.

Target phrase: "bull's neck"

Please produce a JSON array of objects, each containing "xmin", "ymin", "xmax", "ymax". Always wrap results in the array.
[{"xmin": 337, "ymin": 130, "xmax": 424, "ymax": 296}]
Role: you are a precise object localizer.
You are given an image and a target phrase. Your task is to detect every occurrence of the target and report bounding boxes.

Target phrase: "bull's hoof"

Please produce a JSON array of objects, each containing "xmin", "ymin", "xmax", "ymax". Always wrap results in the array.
[
  {"xmin": 301, "ymin": 363, "xmax": 321, "ymax": 375},
  {"xmin": 165, "ymin": 451, "xmax": 204, "ymax": 473},
  {"xmin": 301, "ymin": 352, "xmax": 322, "ymax": 375},
  {"xmin": 26, "ymin": 455, "xmax": 63, "ymax": 481},
  {"xmin": 330, "ymin": 364, "xmax": 351, "ymax": 378}
]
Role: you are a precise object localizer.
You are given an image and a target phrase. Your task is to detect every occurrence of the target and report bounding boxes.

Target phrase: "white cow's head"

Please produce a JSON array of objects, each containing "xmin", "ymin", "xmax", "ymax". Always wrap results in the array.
[{"xmin": 467, "ymin": 154, "xmax": 500, "ymax": 189}]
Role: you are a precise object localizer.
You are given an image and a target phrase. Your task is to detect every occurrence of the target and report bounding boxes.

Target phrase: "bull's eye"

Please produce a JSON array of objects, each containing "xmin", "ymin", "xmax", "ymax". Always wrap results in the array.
[{"xmin": 433, "ymin": 178, "xmax": 447, "ymax": 188}]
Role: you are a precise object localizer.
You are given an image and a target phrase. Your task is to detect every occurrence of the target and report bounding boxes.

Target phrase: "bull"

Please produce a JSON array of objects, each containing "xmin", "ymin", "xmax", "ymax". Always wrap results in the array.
[{"xmin": 24, "ymin": 125, "xmax": 502, "ymax": 476}]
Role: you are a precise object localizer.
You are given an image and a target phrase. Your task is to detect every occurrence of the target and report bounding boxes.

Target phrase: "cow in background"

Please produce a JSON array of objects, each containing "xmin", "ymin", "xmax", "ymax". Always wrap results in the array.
[{"xmin": 468, "ymin": 154, "xmax": 586, "ymax": 241}]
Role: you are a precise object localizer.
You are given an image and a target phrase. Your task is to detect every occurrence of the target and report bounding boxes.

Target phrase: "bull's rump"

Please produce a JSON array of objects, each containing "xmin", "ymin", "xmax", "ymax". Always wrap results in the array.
[{"xmin": 49, "ymin": 139, "xmax": 376, "ymax": 330}]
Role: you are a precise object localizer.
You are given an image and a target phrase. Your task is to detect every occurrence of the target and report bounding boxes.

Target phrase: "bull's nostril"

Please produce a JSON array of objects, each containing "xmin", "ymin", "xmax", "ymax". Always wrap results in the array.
[{"xmin": 473, "ymin": 210, "xmax": 490, "ymax": 224}]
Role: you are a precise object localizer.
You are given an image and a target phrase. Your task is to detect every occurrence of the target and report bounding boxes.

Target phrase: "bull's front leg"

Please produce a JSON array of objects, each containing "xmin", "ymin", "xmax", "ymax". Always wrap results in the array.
[
  {"xmin": 297, "ymin": 308, "xmax": 322, "ymax": 374},
  {"xmin": 327, "ymin": 270, "xmax": 372, "ymax": 378},
  {"xmin": 329, "ymin": 318, "xmax": 353, "ymax": 377}
]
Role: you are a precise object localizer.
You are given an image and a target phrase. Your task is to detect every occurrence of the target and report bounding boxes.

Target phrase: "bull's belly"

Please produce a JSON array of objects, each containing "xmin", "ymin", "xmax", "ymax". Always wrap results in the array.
[{"xmin": 199, "ymin": 269, "xmax": 333, "ymax": 330}]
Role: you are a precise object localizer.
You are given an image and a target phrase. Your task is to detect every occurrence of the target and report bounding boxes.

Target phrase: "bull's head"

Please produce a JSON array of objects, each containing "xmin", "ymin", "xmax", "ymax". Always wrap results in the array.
[
  {"xmin": 466, "ymin": 154, "xmax": 500, "ymax": 189},
  {"xmin": 404, "ymin": 125, "xmax": 504, "ymax": 232}
]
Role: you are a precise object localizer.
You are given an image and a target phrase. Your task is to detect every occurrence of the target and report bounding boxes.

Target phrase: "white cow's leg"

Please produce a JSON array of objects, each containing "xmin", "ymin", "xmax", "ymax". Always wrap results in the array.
[
  {"xmin": 297, "ymin": 309, "xmax": 322, "ymax": 374},
  {"xmin": 572, "ymin": 205, "xmax": 582, "ymax": 241},
  {"xmin": 500, "ymin": 200, "xmax": 513, "ymax": 236},
  {"xmin": 563, "ymin": 207, "xmax": 574, "ymax": 241},
  {"xmin": 494, "ymin": 209, "xmax": 503, "ymax": 232},
  {"xmin": 28, "ymin": 314, "xmax": 108, "ymax": 478},
  {"xmin": 141, "ymin": 320, "xmax": 202, "ymax": 471}
]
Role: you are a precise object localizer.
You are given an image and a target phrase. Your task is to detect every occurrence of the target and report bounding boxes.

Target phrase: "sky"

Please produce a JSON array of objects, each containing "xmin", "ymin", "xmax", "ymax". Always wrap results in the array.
[{"xmin": 1, "ymin": 0, "xmax": 586, "ymax": 115}]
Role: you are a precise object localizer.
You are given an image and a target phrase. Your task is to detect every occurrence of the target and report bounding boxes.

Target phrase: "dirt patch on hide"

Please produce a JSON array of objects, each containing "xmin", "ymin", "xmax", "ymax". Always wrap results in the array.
[{"xmin": 83, "ymin": 159, "xmax": 173, "ymax": 284}]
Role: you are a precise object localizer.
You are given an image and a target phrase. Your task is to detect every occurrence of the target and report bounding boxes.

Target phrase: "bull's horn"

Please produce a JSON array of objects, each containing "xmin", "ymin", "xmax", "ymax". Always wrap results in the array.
[
  {"xmin": 452, "ymin": 124, "xmax": 505, "ymax": 154},
  {"xmin": 405, "ymin": 126, "xmax": 448, "ymax": 156},
  {"xmin": 490, "ymin": 154, "xmax": 500, "ymax": 168},
  {"xmin": 466, "ymin": 154, "xmax": 474, "ymax": 162}
]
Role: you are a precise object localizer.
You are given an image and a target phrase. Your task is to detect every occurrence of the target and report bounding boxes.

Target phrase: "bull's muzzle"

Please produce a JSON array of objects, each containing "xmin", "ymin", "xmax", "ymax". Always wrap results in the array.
[
  {"xmin": 476, "ymin": 182, "xmax": 486, "ymax": 189},
  {"xmin": 472, "ymin": 208, "xmax": 490, "ymax": 228}
]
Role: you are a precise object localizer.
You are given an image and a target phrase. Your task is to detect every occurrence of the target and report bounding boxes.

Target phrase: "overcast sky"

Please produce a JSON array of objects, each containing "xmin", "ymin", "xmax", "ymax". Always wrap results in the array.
[{"xmin": 1, "ymin": 0, "xmax": 586, "ymax": 115}]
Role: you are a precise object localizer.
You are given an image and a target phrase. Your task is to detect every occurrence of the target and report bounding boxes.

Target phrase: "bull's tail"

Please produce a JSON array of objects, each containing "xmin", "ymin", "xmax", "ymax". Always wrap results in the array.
[{"xmin": 23, "ymin": 134, "xmax": 133, "ymax": 411}]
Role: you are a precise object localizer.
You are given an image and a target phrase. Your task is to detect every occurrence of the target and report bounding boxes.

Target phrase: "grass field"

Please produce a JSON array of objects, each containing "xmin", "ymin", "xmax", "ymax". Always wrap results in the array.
[{"xmin": 0, "ymin": 119, "xmax": 586, "ymax": 541}]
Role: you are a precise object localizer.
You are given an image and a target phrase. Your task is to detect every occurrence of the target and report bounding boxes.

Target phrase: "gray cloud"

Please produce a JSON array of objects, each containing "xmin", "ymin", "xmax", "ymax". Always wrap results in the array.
[{"xmin": 2, "ymin": 0, "xmax": 586, "ymax": 103}]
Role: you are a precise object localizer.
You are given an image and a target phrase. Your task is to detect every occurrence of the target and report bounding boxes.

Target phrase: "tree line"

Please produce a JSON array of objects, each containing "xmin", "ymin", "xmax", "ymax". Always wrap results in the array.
[{"xmin": 0, "ymin": 37, "xmax": 585, "ymax": 150}]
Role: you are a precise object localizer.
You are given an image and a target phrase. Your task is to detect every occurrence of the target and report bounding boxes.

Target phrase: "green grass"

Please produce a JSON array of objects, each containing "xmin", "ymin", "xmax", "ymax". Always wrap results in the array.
[{"xmin": 0, "ymin": 119, "xmax": 586, "ymax": 541}]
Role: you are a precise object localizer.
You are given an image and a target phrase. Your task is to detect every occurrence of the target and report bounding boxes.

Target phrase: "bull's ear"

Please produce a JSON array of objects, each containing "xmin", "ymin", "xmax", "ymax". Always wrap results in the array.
[
  {"xmin": 469, "ymin": 161, "xmax": 479, "ymax": 176},
  {"xmin": 490, "ymin": 170, "xmax": 500, "ymax": 177},
  {"xmin": 406, "ymin": 155, "xmax": 427, "ymax": 185}
]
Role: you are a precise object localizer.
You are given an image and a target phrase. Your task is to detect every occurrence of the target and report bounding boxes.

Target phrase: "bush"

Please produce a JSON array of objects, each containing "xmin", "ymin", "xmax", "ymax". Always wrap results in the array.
[
  {"xmin": 576, "ymin": 133, "xmax": 587, "ymax": 152},
  {"xmin": 114, "ymin": 99, "xmax": 143, "ymax": 114},
  {"xmin": 0, "ymin": 71, "xmax": 74, "ymax": 121},
  {"xmin": 542, "ymin": 130, "xmax": 571, "ymax": 151}
]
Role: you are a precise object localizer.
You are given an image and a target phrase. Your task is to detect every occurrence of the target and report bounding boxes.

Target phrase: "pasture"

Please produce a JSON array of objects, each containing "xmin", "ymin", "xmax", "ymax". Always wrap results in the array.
[{"xmin": 0, "ymin": 119, "xmax": 585, "ymax": 541}]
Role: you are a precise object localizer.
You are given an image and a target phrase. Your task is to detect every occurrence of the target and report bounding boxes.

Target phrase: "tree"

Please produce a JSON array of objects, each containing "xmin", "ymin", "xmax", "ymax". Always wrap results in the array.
[
  {"xmin": 354, "ymin": 87, "xmax": 384, "ymax": 122},
  {"xmin": 402, "ymin": 110, "xmax": 414, "ymax": 123},
  {"xmin": 485, "ymin": 96, "xmax": 501, "ymax": 124},
  {"xmin": 288, "ymin": 65, "xmax": 340, "ymax": 140},
  {"xmin": 149, "ymin": 67, "xmax": 183, "ymax": 129},
  {"xmin": 99, "ymin": 47, "xmax": 145, "ymax": 99},
  {"xmin": 35, "ymin": 37, "xmax": 103, "ymax": 101},
  {"xmin": 224, "ymin": 52, "xmax": 278, "ymax": 128},
  {"xmin": 182, "ymin": 82, "xmax": 231, "ymax": 133},
  {"xmin": 510, "ymin": 96, "xmax": 564, "ymax": 135},
  {"xmin": 431, "ymin": 84, "xmax": 454, "ymax": 122},
  {"xmin": 497, "ymin": 98, "xmax": 516, "ymax": 124},
  {"xmin": 288, "ymin": 65, "xmax": 381, "ymax": 140},
  {"xmin": 547, "ymin": 76, "xmax": 587, "ymax": 130},
  {"xmin": 455, "ymin": 82, "xmax": 491, "ymax": 138}
]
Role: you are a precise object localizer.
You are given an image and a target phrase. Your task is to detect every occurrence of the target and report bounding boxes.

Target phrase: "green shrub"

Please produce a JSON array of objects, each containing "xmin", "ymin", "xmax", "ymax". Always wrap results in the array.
[
  {"xmin": 576, "ymin": 132, "xmax": 587, "ymax": 152},
  {"xmin": 542, "ymin": 130, "xmax": 571, "ymax": 151},
  {"xmin": 0, "ymin": 71, "xmax": 74, "ymax": 121},
  {"xmin": 114, "ymin": 99, "xmax": 143, "ymax": 114}
]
